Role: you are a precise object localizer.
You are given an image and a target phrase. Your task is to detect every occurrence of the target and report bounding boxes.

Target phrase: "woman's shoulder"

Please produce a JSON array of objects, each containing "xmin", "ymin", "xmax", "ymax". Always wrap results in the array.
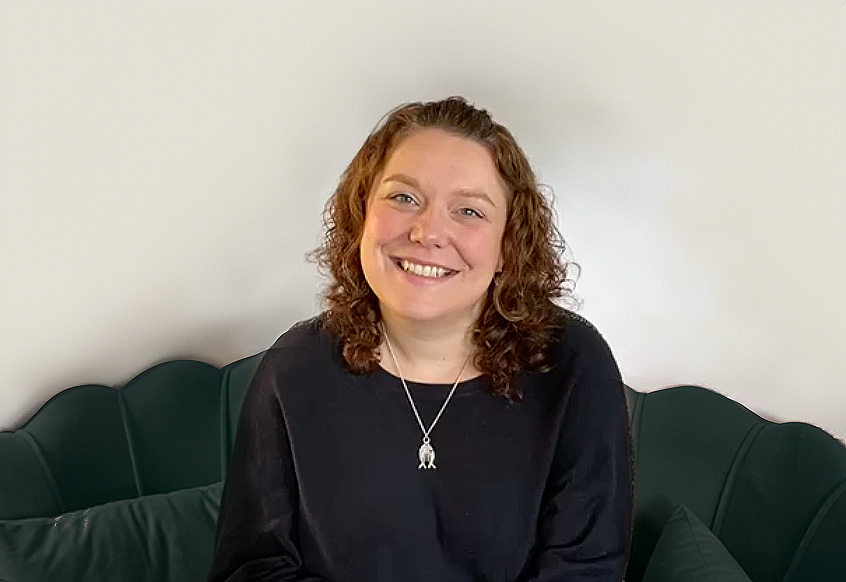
[
  {"xmin": 262, "ymin": 313, "xmax": 341, "ymax": 367},
  {"xmin": 551, "ymin": 308, "xmax": 618, "ymax": 372},
  {"xmin": 268, "ymin": 314, "xmax": 328, "ymax": 351},
  {"xmin": 255, "ymin": 314, "xmax": 342, "ymax": 383},
  {"xmin": 550, "ymin": 307, "xmax": 603, "ymax": 343}
]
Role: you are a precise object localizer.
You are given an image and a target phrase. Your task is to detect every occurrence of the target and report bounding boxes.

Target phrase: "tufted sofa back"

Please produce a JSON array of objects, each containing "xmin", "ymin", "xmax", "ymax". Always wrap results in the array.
[
  {"xmin": 625, "ymin": 384, "xmax": 846, "ymax": 582},
  {"xmin": 2, "ymin": 357, "xmax": 845, "ymax": 582},
  {"xmin": 0, "ymin": 353, "xmax": 263, "ymax": 520}
]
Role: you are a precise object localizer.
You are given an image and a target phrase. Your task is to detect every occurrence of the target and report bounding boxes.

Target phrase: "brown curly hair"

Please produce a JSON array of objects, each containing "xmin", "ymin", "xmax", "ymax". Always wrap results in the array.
[{"xmin": 312, "ymin": 96, "xmax": 576, "ymax": 399}]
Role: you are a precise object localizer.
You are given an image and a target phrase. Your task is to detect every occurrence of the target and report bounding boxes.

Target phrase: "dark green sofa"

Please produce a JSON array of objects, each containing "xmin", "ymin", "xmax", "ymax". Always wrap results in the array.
[{"xmin": 1, "ymin": 353, "xmax": 844, "ymax": 581}]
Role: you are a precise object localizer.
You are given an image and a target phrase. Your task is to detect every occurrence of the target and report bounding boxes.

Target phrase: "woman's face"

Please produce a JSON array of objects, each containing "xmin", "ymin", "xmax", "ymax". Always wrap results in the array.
[{"xmin": 359, "ymin": 127, "xmax": 509, "ymax": 329}]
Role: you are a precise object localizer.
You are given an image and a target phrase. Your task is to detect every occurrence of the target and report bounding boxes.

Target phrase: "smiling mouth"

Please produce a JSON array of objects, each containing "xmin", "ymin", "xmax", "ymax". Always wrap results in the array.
[{"xmin": 395, "ymin": 259, "xmax": 456, "ymax": 279}]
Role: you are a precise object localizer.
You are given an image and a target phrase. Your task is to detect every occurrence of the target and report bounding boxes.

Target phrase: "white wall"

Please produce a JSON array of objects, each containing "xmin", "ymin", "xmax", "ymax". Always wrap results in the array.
[{"xmin": 2, "ymin": 1, "xmax": 844, "ymax": 440}]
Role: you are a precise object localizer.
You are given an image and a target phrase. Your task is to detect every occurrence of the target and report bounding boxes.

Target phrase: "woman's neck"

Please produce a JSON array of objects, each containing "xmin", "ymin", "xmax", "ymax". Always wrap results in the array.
[{"xmin": 378, "ymin": 313, "xmax": 479, "ymax": 384}]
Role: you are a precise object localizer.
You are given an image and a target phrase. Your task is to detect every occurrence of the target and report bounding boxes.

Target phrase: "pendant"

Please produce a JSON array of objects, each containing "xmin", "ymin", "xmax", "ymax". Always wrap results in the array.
[{"xmin": 418, "ymin": 436, "xmax": 436, "ymax": 469}]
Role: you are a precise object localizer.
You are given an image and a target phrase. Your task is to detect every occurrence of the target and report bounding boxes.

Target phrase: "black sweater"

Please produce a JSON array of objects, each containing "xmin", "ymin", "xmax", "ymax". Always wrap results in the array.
[{"xmin": 209, "ymin": 312, "xmax": 633, "ymax": 582}]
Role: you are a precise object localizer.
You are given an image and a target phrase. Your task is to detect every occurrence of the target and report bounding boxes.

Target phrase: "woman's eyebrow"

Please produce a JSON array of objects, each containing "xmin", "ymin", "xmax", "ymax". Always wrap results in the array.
[
  {"xmin": 382, "ymin": 173, "xmax": 419, "ymax": 188},
  {"xmin": 383, "ymin": 173, "xmax": 497, "ymax": 207},
  {"xmin": 455, "ymin": 190, "xmax": 496, "ymax": 208}
]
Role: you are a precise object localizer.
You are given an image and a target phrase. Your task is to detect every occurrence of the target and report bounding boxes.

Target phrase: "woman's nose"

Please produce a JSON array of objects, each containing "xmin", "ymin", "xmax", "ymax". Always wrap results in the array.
[{"xmin": 409, "ymin": 208, "xmax": 447, "ymax": 248}]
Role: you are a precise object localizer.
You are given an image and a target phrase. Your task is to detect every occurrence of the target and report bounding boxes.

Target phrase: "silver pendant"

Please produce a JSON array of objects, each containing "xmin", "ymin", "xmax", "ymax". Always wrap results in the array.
[{"xmin": 418, "ymin": 436, "xmax": 436, "ymax": 469}]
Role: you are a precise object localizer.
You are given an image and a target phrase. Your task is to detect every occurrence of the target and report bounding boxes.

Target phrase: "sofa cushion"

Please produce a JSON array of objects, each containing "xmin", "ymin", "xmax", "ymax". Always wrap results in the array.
[
  {"xmin": 641, "ymin": 504, "xmax": 751, "ymax": 582},
  {"xmin": 0, "ymin": 481, "xmax": 222, "ymax": 582}
]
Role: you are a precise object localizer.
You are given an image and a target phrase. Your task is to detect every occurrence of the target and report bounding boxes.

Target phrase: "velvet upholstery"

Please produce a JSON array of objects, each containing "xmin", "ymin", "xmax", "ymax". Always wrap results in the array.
[
  {"xmin": 640, "ymin": 504, "xmax": 751, "ymax": 582},
  {"xmin": 1, "ymin": 356, "xmax": 844, "ymax": 581},
  {"xmin": 0, "ymin": 483, "xmax": 221, "ymax": 582},
  {"xmin": 0, "ymin": 356, "xmax": 262, "ymax": 521},
  {"xmin": 627, "ymin": 385, "xmax": 846, "ymax": 582}
]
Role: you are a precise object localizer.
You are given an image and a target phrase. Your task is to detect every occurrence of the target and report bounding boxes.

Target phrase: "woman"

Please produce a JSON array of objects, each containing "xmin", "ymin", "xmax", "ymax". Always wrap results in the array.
[{"xmin": 209, "ymin": 97, "xmax": 633, "ymax": 581}]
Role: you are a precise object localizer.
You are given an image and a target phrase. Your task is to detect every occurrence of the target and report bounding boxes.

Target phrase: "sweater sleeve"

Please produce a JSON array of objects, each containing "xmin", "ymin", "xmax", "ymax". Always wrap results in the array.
[
  {"xmin": 208, "ymin": 349, "xmax": 330, "ymax": 582},
  {"xmin": 519, "ymin": 322, "xmax": 634, "ymax": 582}
]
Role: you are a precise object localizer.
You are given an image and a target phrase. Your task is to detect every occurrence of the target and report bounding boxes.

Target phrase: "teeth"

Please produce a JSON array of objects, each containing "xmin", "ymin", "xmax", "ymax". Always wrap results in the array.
[{"xmin": 400, "ymin": 260, "xmax": 449, "ymax": 278}]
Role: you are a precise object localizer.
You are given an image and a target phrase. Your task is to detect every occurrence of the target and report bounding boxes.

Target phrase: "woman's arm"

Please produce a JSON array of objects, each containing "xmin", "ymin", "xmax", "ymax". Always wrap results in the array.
[
  {"xmin": 519, "ymin": 324, "xmax": 634, "ymax": 582},
  {"xmin": 208, "ymin": 350, "xmax": 329, "ymax": 582}
]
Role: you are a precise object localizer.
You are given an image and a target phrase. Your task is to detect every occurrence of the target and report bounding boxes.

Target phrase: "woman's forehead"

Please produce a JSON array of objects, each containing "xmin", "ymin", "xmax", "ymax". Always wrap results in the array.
[{"xmin": 376, "ymin": 128, "xmax": 510, "ymax": 199}]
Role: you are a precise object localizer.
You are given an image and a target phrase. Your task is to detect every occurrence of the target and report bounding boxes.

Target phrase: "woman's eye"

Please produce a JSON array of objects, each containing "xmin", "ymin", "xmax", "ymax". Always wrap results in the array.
[
  {"xmin": 390, "ymin": 193, "xmax": 416, "ymax": 204},
  {"xmin": 458, "ymin": 207, "xmax": 484, "ymax": 219}
]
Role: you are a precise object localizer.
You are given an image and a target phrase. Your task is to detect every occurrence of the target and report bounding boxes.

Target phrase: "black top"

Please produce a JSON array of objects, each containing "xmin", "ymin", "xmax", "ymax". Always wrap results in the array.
[{"xmin": 209, "ymin": 311, "xmax": 633, "ymax": 582}]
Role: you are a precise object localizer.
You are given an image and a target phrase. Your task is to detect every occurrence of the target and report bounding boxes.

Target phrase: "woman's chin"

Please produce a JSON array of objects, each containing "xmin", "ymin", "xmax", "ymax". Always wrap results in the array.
[{"xmin": 379, "ymin": 299, "xmax": 484, "ymax": 328}]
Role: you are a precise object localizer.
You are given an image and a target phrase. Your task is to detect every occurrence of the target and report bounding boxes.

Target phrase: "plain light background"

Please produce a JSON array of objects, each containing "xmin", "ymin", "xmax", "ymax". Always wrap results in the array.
[{"xmin": 1, "ymin": 1, "xmax": 844, "ymax": 440}]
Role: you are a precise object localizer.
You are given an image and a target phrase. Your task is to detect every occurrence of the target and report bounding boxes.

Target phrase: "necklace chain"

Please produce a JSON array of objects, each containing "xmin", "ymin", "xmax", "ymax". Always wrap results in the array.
[{"xmin": 382, "ymin": 326, "xmax": 470, "ymax": 469}]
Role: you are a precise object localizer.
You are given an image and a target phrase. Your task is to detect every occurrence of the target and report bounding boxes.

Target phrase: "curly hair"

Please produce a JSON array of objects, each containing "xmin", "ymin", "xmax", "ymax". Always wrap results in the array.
[{"xmin": 311, "ymin": 96, "xmax": 576, "ymax": 399}]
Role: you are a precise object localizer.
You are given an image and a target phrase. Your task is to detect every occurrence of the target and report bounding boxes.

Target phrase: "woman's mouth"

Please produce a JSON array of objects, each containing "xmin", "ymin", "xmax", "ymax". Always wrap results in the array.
[{"xmin": 395, "ymin": 259, "xmax": 455, "ymax": 279}]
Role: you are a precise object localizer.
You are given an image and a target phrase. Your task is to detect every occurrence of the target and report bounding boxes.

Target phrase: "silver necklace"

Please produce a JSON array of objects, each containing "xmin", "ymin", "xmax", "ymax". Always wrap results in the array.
[{"xmin": 382, "ymin": 328, "xmax": 470, "ymax": 470}]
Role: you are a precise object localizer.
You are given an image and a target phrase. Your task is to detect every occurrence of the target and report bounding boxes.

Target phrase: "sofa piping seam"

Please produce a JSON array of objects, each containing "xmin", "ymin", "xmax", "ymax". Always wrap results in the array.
[
  {"xmin": 219, "ymin": 366, "xmax": 232, "ymax": 480},
  {"xmin": 711, "ymin": 422, "xmax": 765, "ymax": 533},
  {"xmin": 632, "ymin": 389, "xmax": 645, "ymax": 480},
  {"xmin": 781, "ymin": 477, "xmax": 846, "ymax": 581},
  {"xmin": 20, "ymin": 430, "xmax": 66, "ymax": 514},
  {"xmin": 117, "ymin": 390, "xmax": 143, "ymax": 497}
]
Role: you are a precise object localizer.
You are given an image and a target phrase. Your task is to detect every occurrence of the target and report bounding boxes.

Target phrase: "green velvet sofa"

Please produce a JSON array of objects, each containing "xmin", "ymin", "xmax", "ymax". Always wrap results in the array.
[{"xmin": 1, "ymin": 352, "xmax": 844, "ymax": 581}]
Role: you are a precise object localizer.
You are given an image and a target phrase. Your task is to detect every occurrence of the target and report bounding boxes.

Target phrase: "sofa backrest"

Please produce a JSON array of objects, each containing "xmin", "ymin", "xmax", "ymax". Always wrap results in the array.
[
  {"xmin": 0, "ymin": 353, "xmax": 263, "ymax": 520},
  {"xmin": 3, "ymin": 356, "xmax": 844, "ymax": 582},
  {"xmin": 625, "ymin": 384, "xmax": 846, "ymax": 582}
]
